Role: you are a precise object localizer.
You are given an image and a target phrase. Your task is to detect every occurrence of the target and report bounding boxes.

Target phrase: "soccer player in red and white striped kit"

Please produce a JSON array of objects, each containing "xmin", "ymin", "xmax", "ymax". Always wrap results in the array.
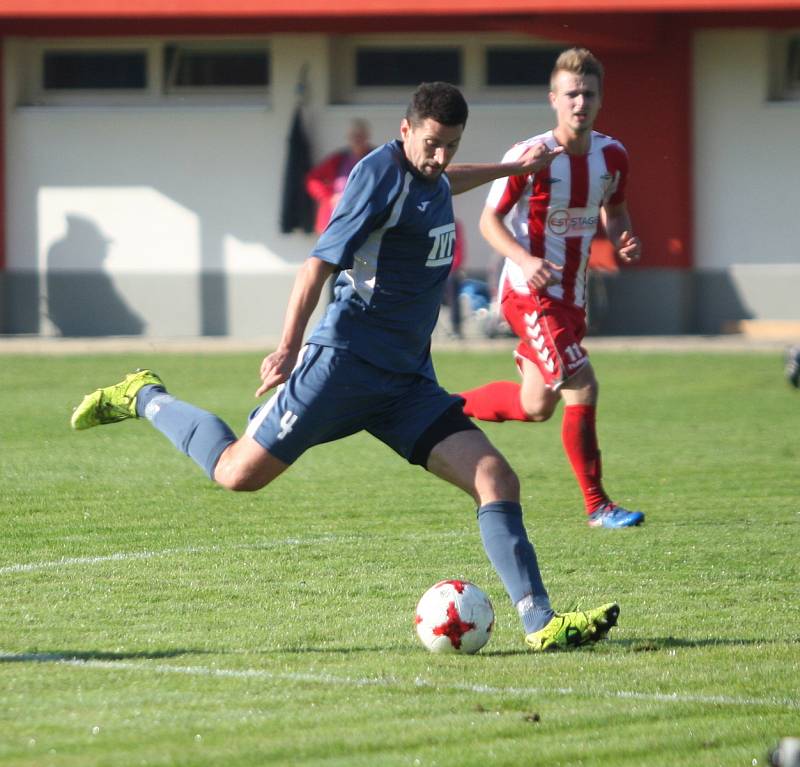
[{"xmin": 460, "ymin": 47, "xmax": 645, "ymax": 528}]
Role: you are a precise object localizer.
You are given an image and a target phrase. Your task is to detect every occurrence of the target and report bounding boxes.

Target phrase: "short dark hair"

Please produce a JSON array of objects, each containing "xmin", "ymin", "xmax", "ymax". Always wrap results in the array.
[{"xmin": 406, "ymin": 82, "xmax": 468, "ymax": 128}]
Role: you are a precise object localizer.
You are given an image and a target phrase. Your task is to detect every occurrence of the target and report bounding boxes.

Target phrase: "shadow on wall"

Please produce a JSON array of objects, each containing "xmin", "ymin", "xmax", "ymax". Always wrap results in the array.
[
  {"xmin": 586, "ymin": 268, "xmax": 755, "ymax": 335},
  {"xmin": 691, "ymin": 270, "xmax": 757, "ymax": 335},
  {"xmin": 46, "ymin": 215, "xmax": 145, "ymax": 337}
]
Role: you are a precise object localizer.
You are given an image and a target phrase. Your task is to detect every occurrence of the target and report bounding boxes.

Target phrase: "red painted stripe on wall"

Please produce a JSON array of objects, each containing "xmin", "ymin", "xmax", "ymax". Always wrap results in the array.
[
  {"xmin": 2, "ymin": 0, "xmax": 800, "ymax": 17},
  {"xmin": 0, "ymin": 40, "xmax": 5, "ymax": 273}
]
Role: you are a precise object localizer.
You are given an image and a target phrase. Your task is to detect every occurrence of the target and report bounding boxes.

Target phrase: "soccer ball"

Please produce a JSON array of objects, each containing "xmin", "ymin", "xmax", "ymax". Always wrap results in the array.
[{"xmin": 414, "ymin": 580, "xmax": 495, "ymax": 654}]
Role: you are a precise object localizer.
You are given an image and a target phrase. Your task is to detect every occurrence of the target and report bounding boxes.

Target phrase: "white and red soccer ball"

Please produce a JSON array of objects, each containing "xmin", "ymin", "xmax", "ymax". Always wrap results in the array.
[{"xmin": 414, "ymin": 580, "xmax": 495, "ymax": 654}]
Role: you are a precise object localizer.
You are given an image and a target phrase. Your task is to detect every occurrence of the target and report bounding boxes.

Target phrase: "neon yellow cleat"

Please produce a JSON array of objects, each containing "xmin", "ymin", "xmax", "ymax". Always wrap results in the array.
[
  {"xmin": 525, "ymin": 602, "xmax": 619, "ymax": 652},
  {"xmin": 70, "ymin": 369, "xmax": 164, "ymax": 431}
]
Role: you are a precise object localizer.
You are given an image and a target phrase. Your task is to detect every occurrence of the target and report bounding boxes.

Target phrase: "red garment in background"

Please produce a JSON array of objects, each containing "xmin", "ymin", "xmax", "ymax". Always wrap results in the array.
[
  {"xmin": 305, "ymin": 150, "xmax": 362, "ymax": 234},
  {"xmin": 452, "ymin": 219, "xmax": 465, "ymax": 272}
]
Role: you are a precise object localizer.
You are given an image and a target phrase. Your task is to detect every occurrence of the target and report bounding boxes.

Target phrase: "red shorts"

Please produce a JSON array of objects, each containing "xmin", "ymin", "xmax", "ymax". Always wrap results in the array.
[{"xmin": 501, "ymin": 285, "xmax": 589, "ymax": 390}]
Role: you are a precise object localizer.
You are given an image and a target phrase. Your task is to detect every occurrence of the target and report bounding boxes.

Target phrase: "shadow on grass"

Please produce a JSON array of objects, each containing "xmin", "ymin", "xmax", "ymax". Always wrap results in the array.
[
  {"xmin": 9, "ymin": 637, "xmax": 784, "ymax": 663},
  {"xmin": 256, "ymin": 646, "xmax": 391, "ymax": 655},
  {"xmin": 480, "ymin": 636, "xmax": 800, "ymax": 657},
  {"xmin": 0, "ymin": 648, "xmax": 206, "ymax": 663},
  {"xmin": 615, "ymin": 636, "xmax": 800, "ymax": 652}
]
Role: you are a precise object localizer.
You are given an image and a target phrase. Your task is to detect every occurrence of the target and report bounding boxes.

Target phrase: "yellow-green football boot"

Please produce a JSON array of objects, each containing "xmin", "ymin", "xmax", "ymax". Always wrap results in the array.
[
  {"xmin": 70, "ymin": 369, "xmax": 164, "ymax": 430},
  {"xmin": 525, "ymin": 602, "xmax": 619, "ymax": 652}
]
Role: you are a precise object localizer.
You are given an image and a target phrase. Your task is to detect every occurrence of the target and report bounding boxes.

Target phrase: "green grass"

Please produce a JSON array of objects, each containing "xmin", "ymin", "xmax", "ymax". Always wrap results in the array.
[{"xmin": 1, "ymin": 348, "xmax": 798, "ymax": 766}]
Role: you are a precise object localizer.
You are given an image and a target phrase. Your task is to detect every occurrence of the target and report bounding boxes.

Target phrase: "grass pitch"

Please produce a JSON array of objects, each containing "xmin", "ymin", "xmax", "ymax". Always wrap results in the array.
[{"xmin": 1, "ymin": 347, "xmax": 798, "ymax": 766}]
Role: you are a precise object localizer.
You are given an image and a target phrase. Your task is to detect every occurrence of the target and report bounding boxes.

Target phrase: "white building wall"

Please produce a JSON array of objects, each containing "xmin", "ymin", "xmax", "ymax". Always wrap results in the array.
[
  {"xmin": 5, "ymin": 36, "xmax": 332, "ymax": 336},
  {"xmin": 693, "ymin": 29, "xmax": 800, "ymax": 322},
  {"xmin": 3, "ymin": 33, "xmax": 557, "ymax": 338},
  {"xmin": 6, "ymin": 27, "xmax": 800, "ymax": 337}
]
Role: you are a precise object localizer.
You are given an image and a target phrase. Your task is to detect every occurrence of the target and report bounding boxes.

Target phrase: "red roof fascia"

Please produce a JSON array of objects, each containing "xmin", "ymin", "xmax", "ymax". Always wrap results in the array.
[{"xmin": 1, "ymin": 0, "xmax": 800, "ymax": 16}]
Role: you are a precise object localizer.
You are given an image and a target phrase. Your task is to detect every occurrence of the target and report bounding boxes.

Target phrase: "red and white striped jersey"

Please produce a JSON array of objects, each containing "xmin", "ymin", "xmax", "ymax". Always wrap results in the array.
[{"xmin": 487, "ymin": 130, "xmax": 629, "ymax": 309}]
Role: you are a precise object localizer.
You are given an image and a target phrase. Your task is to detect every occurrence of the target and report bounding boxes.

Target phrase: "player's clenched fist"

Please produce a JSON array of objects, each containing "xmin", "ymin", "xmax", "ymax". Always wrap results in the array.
[
  {"xmin": 522, "ymin": 257, "xmax": 563, "ymax": 290},
  {"xmin": 615, "ymin": 230, "xmax": 642, "ymax": 263}
]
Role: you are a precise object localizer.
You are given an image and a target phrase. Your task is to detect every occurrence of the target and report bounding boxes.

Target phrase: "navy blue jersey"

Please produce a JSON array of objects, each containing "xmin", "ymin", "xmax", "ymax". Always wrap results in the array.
[{"xmin": 307, "ymin": 140, "xmax": 456, "ymax": 380}]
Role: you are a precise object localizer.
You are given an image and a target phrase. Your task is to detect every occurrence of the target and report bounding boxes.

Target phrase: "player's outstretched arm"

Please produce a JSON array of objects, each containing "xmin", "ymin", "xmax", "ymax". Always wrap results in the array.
[
  {"xmin": 256, "ymin": 256, "xmax": 336, "ymax": 397},
  {"xmin": 447, "ymin": 143, "xmax": 563, "ymax": 195}
]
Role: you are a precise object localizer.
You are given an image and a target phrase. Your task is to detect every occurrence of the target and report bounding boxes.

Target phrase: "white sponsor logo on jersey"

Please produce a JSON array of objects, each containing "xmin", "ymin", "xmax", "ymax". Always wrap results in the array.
[
  {"xmin": 546, "ymin": 207, "xmax": 600, "ymax": 237},
  {"xmin": 425, "ymin": 223, "xmax": 456, "ymax": 268}
]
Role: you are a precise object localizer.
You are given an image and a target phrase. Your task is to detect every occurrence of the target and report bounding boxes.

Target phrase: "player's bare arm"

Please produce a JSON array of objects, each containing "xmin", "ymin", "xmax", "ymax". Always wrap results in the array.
[
  {"xmin": 479, "ymin": 205, "xmax": 560, "ymax": 290},
  {"xmin": 256, "ymin": 257, "xmax": 336, "ymax": 397},
  {"xmin": 447, "ymin": 143, "xmax": 564, "ymax": 196},
  {"xmin": 603, "ymin": 202, "xmax": 642, "ymax": 263}
]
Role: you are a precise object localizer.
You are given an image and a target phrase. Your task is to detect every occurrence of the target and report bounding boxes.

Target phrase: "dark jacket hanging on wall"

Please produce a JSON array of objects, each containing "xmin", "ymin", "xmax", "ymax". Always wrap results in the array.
[{"xmin": 280, "ymin": 106, "xmax": 315, "ymax": 234}]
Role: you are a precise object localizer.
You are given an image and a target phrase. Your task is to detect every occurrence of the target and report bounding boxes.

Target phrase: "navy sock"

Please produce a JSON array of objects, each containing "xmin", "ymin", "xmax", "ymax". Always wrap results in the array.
[
  {"xmin": 136, "ymin": 385, "xmax": 236, "ymax": 480},
  {"xmin": 477, "ymin": 501, "xmax": 554, "ymax": 633}
]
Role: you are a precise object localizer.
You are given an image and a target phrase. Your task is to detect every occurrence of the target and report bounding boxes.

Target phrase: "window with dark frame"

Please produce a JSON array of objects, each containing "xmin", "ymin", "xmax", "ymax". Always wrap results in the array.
[
  {"xmin": 768, "ymin": 33, "xmax": 800, "ymax": 101},
  {"xmin": 163, "ymin": 45, "xmax": 271, "ymax": 89},
  {"xmin": 786, "ymin": 36, "xmax": 800, "ymax": 90},
  {"xmin": 43, "ymin": 51, "xmax": 147, "ymax": 90},
  {"xmin": 355, "ymin": 48, "xmax": 462, "ymax": 87},
  {"xmin": 485, "ymin": 47, "xmax": 560, "ymax": 87}
]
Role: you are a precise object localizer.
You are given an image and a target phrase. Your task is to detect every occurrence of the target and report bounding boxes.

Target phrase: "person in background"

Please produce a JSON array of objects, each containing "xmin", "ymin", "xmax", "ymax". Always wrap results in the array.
[
  {"xmin": 306, "ymin": 119, "xmax": 374, "ymax": 302},
  {"xmin": 306, "ymin": 118, "xmax": 374, "ymax": 235}
]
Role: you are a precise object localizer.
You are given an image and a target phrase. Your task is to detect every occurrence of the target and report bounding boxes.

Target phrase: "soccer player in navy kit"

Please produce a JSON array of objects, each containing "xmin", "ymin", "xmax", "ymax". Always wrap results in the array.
[{"xmin": 71, "ymin": 82, "xmax": 619, "ymax": 651}]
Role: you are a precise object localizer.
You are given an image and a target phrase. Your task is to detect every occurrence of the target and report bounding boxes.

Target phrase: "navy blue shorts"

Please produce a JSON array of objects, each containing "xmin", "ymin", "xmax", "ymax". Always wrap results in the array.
[{"xmin": 245, "ymin": 344, "xmax": 471, "ymax": 466}]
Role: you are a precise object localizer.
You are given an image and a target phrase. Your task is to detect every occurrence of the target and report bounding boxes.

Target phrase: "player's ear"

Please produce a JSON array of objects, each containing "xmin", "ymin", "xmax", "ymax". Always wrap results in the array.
[
  {"xmin": 400, "ymin": 118, "xmax": 411, "ymax": 140},
  {"xmin": 548, "ymin": 90, "xmax": 557, "ymax": 111}
]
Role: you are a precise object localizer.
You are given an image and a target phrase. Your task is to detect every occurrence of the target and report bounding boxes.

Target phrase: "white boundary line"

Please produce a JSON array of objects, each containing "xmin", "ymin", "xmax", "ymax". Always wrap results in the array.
[
  {"xmin": 1, "ymin": 653, "xmax": 798, "ymax": 711},
  {"xmin": 0, "ymin": 536, "xmax": 345, "ymax": 575},
  {"xmin": 0, "ymin": 546, "xmax": 219, "ymax": 574},
  {"xmin": 0, "ymin": 531, "xmax": 466, "ymax": 575}
]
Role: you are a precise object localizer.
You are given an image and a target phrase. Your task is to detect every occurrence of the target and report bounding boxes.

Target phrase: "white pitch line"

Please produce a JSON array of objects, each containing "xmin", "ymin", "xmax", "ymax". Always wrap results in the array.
[
  {"xmin": 0, "ymin": 531, "xmax": 466, "ymax": 576},
  {"xmin": 0, "ymin": 546, "xmax": 218, "ymax": 575},
  {"xmin": 0, "ymin": 535, "xmax": 345, "ymax": 575},
  {"xmin": 2, "ymin": 653, "xmax": 798, "ymax": 712}
]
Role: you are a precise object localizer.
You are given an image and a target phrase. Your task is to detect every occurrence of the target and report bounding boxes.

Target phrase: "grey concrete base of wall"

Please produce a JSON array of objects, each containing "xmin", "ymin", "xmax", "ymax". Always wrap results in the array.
[
  {"xmin": 1, "ymin": 270, "xmax": 305, "ymax": 338},
  {"xmin": 1, "ymin": 267, "xmax": 798, "ymax": 337},
  {"xmin": 587, "ymin": 269, "xmax": 693, "ymax": 335},
  {"xmin": 588, "ymin": 267, "xmax": 800, "ymax": 336}
]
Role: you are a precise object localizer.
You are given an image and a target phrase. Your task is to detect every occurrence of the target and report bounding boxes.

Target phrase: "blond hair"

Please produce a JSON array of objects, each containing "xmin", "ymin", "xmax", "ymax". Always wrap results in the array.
[{"xmin": 550, "ymin": 48, "xmax": 604, "ymax": 92}]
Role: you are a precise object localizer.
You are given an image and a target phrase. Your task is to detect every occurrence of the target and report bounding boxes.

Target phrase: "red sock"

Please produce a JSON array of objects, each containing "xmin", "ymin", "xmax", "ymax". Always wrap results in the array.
[
  {"xmin": 562, "ymin": 404, "xmax": 609, "ymax": 514},
  {"xmin": 460, "ymin": 381, "xmax": 529, "ymax": 422}
]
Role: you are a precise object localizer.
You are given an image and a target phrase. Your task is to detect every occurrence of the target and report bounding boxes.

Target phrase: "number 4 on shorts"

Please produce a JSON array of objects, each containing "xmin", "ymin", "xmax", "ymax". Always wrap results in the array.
[{"xmin": 277, "ymin": 411, "xmax": 298, "ymax": 440}]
